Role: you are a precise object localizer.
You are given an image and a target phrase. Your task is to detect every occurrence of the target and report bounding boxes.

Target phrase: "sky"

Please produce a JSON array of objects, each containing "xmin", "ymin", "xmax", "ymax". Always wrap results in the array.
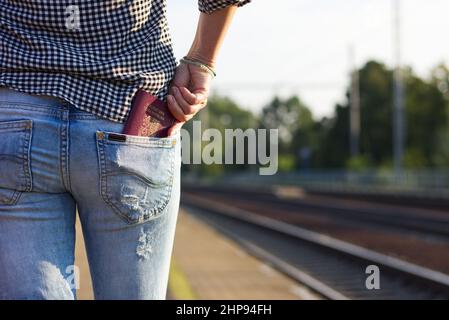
[{"xmin": 167, "ymin": 0, "xmax": 449, "ymax": 119}]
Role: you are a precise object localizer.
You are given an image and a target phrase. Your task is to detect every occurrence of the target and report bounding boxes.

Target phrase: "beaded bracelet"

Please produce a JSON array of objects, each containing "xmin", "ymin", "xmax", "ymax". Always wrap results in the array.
[{"xmin": 180, "ymin": 56, "xmax": 217, "ymax": 78}]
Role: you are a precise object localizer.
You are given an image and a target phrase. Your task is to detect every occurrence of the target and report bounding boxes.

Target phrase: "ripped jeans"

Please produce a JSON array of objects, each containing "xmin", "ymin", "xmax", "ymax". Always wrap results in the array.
[{"xmin": 0, "ymin": 87, "xmax": 181, "ymax": 300}]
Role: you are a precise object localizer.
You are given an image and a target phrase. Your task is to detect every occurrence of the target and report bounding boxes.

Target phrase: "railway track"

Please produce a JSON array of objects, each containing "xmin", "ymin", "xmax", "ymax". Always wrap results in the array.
[
  {"xmin": 181, "ymin": 192, "xmax": 449, "ymax": 300},
  {"xmin": 184, "ymin": 185, "xmax": 449, "ymax": 239}
]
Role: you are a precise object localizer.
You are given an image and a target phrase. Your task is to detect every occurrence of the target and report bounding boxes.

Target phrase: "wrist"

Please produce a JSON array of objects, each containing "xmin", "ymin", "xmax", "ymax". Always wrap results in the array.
[
  {"xmin": 186, "ymin": 49, "xmax": 217, "ymax": 69},
  {"xmin": 180, "ymin": 56, "xmax": 217, "ymax": 78}
]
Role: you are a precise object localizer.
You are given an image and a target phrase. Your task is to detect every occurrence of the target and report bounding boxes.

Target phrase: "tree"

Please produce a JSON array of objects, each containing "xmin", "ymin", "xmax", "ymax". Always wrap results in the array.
[
  {"xmin": 430, "ymin": 64, "xmax": 449, "ymax": 166},
  {"xmin": 260, "ymin": 96, "xmax": 317, "ymax": 169},
  {"xmin": 404, "ymin": 67, "xmax": 448, "ymax": 167},
  {"xmin": 316, "ymin": 60, "xmax": 449, "ymax": 169}
]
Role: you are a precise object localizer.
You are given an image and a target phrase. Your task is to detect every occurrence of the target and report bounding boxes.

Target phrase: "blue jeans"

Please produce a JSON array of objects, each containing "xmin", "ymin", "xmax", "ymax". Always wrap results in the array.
[{"xmin": 0, "ymin": 87, "xmax": 181, "ymax": 300}]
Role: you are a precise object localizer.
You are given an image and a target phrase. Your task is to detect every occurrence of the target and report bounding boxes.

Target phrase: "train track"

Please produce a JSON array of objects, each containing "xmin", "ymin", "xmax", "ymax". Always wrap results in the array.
[
  {"xmin": 181, "ymin": 192, "xmax": 449, "ymax": 300},
  {"xmin": 184, "ymin": 185, "xmax": 449, "ymax": 239}
]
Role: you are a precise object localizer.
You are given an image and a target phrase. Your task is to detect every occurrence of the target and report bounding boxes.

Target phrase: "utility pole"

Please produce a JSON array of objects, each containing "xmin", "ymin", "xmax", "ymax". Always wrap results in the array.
[
  {"xmin": 393, "ymin": 0, "xmax": 405, "ymax": 175},
  {"xmin": 349, "ymin": 46, "xmax": 360, "ymax": 157}
]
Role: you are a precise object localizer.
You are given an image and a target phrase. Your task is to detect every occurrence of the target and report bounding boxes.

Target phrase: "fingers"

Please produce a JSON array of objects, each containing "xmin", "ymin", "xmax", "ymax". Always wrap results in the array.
[
  {"xmin": 172, "ymin": 86, "xmax": 199, "ymax": 115},
  {"xmin": 178, "ymin": 86, "xmax": 197, "ymax": 105},
  {"xmin": 167, "ymin": 95, "xmax": 191, "ymax": 122},
  {"xmin": 168, "ymin": 86, "xmax": 207, "ymax": 122},
  {"xmin": 179, "ymin": 86, "xmax": 207, "ymax": 106}
]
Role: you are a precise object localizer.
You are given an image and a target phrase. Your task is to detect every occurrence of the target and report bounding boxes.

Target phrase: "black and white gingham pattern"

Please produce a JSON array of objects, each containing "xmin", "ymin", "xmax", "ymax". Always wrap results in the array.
[
  {"xmin": 0, "ymin": 0, "xmax": 251, "ymax": 123},
  {"xmin": 199, "ymin": 0, "xmax": 251, "ymax": 14}
]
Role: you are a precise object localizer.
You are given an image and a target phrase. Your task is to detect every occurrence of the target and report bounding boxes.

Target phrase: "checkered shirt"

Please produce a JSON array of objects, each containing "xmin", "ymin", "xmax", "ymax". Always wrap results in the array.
[{"xmin": 0, "ymin": 0, "xmax": 250, "ymax": 122}]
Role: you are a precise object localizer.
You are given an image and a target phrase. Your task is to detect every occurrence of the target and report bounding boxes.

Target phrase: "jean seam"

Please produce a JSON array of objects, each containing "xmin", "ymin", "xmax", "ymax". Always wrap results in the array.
[
  {"xmin": 0, "ymin": 119, "xmax": 32, "ymax": 204},
  {"xmin": 65, "ymin": 117, "xmax": 73, "ymax": 193},
  {"xmin": 59, "ymin": 113, "xmax": 73, "ymax": 193},
  {"xmin": 0, "ymin": 189, "xmax": 22, "ymax": 205},
  {"xmin": 23, "ymin": 120, "xmax": 33, "ymax": 191},
  {"xmin": 0, "ymin": 119, "xmax": 32, "ymax": 130}
]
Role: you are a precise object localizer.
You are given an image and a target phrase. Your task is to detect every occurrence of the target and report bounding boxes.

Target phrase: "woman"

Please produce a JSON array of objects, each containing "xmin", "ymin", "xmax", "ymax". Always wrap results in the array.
[{"xmin": 0, "ymin": 0, "xmax": 250, "ymax": 299}]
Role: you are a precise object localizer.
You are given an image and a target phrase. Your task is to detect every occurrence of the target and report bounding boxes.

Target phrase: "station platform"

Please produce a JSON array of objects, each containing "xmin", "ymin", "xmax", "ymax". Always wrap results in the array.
[
  {"xmin": 75, "ymin": 208, "xmax": 318, "ymax": 300},
  {"xmin": 168, "ymin": 208, "xmax": 317, "ymax": 300}
]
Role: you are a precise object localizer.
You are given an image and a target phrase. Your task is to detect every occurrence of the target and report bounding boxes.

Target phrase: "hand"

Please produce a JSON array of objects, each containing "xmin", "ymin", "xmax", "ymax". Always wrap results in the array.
[{"xmin": 167, "ymin": 61, "xmax": 212, "ymax": 136}]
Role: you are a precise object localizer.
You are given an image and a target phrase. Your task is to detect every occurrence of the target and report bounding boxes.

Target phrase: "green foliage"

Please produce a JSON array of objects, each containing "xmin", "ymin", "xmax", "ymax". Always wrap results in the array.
[
  {"xmin": 278, "ymin": 154, "xmax": 297, "ymax": 172},
  {"xmin": 346, "ymin": 155, "xmax": 372, "ymax": 171},
  {"xmin": 260, "ymin": 95, "xmax": 318, "ymax": 169},
  {"xmin": 403, "ymin": 148, "xmax": 427, "ymax": 169},
  {"xmin": 206, "ymin": 95, "xmax": 257, "ymax": 131},
  {"xmin": 183, "ymin": 60, "xmax": 449, "ymax": 177},
  {"xmin": 315, "ymin": 60, "xmax": 449, "ymax": 169}
]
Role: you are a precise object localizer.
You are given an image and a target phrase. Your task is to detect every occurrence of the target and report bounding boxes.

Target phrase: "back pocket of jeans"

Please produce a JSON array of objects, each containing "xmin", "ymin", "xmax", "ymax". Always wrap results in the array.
[
  {"xmin": 96, "ymin": 130, "xmax": 177, "ymax": 224},
  {"xmin": 0, "ymin": 119, "xmax": 33, "ymax": 205}
]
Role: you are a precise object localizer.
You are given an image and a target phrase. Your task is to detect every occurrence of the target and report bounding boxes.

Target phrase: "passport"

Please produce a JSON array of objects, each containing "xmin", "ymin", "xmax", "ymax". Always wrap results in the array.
[{"xmin": 123, "ymin": 90, "xmax": 177, "ymax": 138}]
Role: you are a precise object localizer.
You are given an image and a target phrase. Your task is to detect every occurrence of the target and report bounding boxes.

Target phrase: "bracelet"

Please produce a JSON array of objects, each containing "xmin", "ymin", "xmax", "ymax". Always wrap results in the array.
[{"xmin": 180, "ymin": 56, "xmax": 217, "ymax": 78}]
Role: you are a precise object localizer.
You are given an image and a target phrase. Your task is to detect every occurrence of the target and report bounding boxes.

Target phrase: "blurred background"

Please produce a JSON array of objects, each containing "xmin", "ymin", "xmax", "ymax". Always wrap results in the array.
[
  {"xmin": 167, "ymin": 0, "xmax": 449, "ymax": 300},
  {"xmin": 169, "ymin": 0, "xmax": 449, "ymax": 176},
  {"xmin": 77, "ymin": 0, "xmax": 449, "ymax": 300}
]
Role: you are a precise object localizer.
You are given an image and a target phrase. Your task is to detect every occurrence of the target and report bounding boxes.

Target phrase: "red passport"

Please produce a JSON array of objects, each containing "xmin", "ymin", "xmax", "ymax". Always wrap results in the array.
[{"xmin": 123, "ymin": 90, "xmax": 177, "ymax": 138}]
